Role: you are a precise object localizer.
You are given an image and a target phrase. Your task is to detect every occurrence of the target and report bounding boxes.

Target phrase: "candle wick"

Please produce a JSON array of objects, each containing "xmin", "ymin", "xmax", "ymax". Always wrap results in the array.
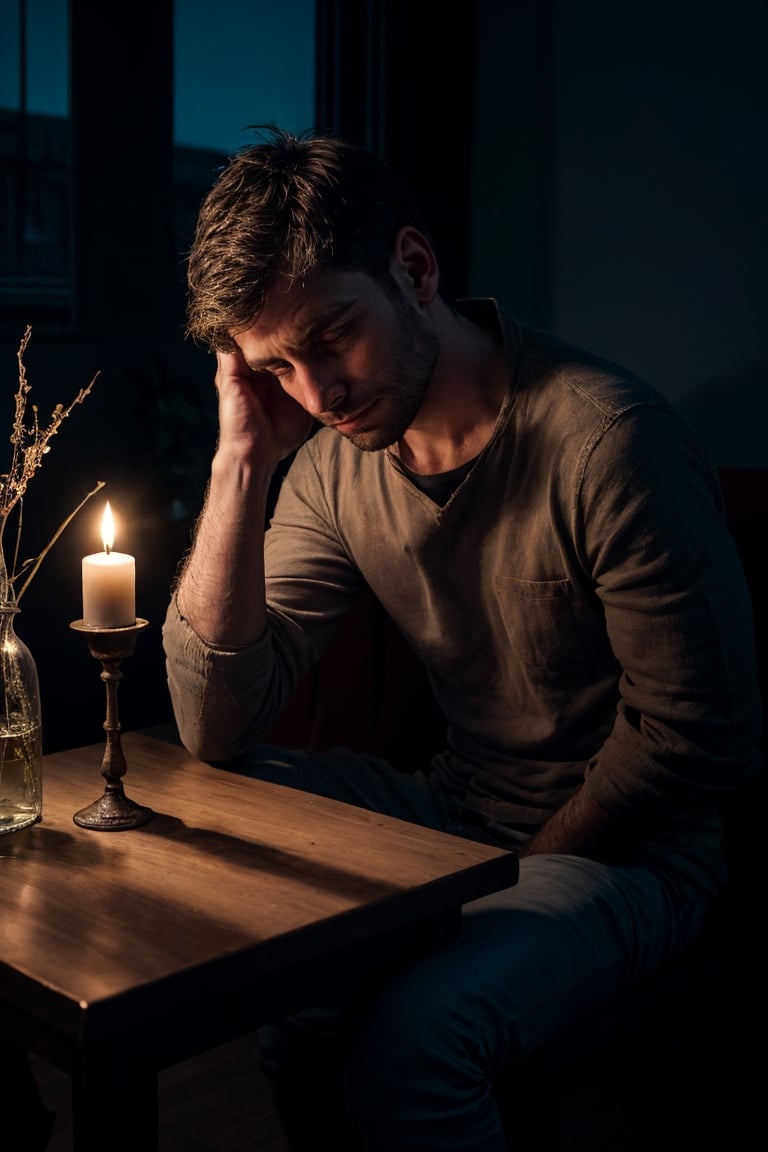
[{"xmin": 105, "ymin": 544, "xmax": 111, "ymax": 556}]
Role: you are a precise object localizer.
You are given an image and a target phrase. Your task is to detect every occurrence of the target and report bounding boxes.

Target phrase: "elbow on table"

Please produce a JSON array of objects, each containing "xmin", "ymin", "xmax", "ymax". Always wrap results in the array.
[
  {"xmin": 168, "ymin": 699, "xmax": 255, "ymax": 765},
  {"xmin": 178, "ymin": 723, "xmax": 257, "ymax": 766}
]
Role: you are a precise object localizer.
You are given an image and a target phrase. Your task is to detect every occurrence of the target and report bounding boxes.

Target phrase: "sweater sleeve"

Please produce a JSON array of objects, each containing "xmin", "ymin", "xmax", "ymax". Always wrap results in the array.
[{"xmin": 578, "ymin": 404, "xmax": 762, "ymax": 819}]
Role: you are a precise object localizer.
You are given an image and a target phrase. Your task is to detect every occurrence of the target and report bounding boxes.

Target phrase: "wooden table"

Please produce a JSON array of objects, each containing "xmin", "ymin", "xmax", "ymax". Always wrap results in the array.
[{"xmin": 0, "ymin": 732, "xmax": 518, "ymax": 1151}]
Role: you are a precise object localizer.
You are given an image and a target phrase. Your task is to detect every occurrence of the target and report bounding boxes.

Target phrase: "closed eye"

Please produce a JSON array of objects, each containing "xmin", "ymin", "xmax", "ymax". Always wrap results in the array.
[
  {"xmin": 266, "ymin": 360, "xmax": 293, "ymax": 378},
  {"xmin": 317, "ymin": 321, "xmax": 353, "ymax": 352},
  {"xmin": 245, "ymin": 315, "xmax": 356, "ymax": 376}
]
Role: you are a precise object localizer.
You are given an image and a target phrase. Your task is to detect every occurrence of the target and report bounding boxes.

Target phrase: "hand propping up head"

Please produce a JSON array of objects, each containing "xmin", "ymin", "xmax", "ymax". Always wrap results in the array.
[{"xmin": 215, "ymin": 349, "xmax": 315, "ymax": 471}]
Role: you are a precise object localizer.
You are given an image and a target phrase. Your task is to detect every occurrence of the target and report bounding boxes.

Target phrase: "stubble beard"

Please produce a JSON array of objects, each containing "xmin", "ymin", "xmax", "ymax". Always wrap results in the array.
[{"xmin": 343, "ymin": 295, "xmax": 439, "ymax": 453}]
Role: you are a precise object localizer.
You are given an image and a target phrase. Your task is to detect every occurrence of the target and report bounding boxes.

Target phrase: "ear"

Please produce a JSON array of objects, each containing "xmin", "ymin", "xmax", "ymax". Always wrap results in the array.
[{"xmin": 391, "ymin": 226, "xmax": 439, "ymax": 303}]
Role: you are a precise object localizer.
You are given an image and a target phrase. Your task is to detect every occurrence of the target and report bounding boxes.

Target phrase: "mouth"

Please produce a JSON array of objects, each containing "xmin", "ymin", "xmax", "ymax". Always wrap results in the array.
[{"xmin": 328, "ymin": 402, "xmax": 376, "ymax": 435}]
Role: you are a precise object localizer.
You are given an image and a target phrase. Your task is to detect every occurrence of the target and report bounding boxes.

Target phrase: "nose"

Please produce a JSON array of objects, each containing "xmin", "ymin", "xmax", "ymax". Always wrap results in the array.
[{"xmin": 290, "ymin": 362, "xmax": 346, "ymax": 419}]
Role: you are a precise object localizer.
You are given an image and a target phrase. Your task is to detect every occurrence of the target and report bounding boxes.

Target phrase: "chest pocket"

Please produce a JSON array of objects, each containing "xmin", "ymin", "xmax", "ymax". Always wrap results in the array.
[{"xmin": 494, "ymin": 576, "xmax": 595, "ymax": 670}]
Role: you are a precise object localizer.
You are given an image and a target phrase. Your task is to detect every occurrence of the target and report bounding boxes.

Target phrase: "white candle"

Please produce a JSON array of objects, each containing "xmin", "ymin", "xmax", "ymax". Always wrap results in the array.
[{"xmin": 82, "ymin": 502, "xmax": 136, "ymax": 627}]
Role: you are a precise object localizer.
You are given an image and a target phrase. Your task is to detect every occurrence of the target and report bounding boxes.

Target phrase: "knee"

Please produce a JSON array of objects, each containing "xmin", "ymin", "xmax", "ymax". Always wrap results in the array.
[{"xmin": 344, "ymin": 967, "xmax": 501, "ymax": 1099}]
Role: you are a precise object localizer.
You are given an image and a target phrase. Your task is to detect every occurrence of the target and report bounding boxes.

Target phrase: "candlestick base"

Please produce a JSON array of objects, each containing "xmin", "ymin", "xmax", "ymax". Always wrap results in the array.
[
  {"xmin": 69, "ymin": 618, "xmax": 152, "ymax": 831},
  {"xmin": 72, "ymin": 789, "xmax": 153, "ymax": 831}
]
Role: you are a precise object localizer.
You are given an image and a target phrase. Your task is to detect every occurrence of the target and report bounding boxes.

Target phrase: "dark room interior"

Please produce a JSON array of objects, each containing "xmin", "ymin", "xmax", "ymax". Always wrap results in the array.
[{"xmin": 1, "ymin": 2, "xmax": 766, "ymax": 1149}]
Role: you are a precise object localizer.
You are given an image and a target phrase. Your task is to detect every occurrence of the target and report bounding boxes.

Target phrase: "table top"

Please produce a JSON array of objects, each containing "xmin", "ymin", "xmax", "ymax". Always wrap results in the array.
[{"xmin": 0, "ymin": 732, "xmax": 518, "ymax": 1064}]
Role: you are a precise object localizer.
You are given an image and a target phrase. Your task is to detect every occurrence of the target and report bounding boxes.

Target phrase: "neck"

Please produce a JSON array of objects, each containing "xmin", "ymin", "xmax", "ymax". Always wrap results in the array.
[{"xmin": 395, "ymin": 304, "xmax": 507, "ymax": 475}]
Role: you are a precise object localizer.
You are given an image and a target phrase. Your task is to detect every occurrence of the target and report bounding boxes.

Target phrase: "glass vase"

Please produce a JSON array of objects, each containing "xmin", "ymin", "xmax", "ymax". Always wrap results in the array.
[{"xmin": 0, "ymin": 601, "xmax": 43, "ymax": 834}]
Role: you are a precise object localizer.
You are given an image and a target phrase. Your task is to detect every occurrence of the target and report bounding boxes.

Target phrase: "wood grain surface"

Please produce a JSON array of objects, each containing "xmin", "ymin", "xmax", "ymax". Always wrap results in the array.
[{"xmin": 1, "ymin": 733, "xmax": 517, "ymax": 1068}]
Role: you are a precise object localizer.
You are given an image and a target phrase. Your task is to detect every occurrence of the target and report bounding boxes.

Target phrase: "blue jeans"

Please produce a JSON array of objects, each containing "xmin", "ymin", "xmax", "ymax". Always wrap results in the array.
[{"xmin": 223, "ymin": 744, "xmax": 710, "ymax": 1152}]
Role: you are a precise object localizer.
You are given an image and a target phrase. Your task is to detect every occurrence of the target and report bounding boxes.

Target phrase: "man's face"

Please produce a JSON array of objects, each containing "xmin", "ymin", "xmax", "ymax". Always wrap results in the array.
[{"xmin": 232, "ymin": 265, "xmax": 439, "ymax": 452}]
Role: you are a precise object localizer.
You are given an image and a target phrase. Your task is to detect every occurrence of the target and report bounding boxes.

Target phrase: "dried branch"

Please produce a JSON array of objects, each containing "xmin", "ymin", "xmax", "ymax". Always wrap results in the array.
[
  {"xmin": 1, "ymin": 327, "xmax": 102, "ymax": 603},
  {"xmin": 2, "ymin": 325, "xmax": 100, "ymax": 521},
  {"xmin": 15, "ymin": 480, "xmax": 106, "ymax": 603}
]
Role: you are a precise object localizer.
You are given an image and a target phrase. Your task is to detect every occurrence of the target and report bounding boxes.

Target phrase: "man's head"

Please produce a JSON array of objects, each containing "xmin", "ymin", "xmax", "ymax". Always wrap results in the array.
[{"xmin": 186, "ymin": 125, "xmax": 435, "ymax": 353}]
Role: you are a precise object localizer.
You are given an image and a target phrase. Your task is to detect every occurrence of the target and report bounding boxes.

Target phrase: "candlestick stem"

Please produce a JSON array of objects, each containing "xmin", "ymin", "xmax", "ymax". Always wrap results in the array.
[{"xmin": 69, "ymin": 619, "xmax": 152, "ymax": 830}]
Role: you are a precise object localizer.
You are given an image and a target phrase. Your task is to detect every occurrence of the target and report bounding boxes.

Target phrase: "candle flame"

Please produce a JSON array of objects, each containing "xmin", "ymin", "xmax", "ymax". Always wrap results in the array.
[{"xmin": 101, "ymin": 501, "xmax": 115, "ymax": 554}]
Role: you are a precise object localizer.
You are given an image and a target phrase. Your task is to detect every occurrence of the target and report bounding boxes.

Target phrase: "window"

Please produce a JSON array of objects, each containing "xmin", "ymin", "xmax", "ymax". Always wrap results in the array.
[
  {"xmin": 0, "ymin": 0, "xmax": 70, "ymax": 317},
  {"xmin": 173, "ymin": 0, "xmax": 315, "ymax": 259},
  {"xmin": 0, "ymin": 0, "xmax": 315, "ymax": 327}
]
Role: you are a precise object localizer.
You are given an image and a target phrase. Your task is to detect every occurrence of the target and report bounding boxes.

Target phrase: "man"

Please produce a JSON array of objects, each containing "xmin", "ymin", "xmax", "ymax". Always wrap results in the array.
[{"xmin": 162, "ymin": 125, "xmax": 762, "ymax": 1152}]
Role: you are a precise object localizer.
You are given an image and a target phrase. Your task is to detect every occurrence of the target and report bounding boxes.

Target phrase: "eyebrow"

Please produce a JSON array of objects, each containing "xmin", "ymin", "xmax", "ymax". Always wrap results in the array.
[
  {"xmin": 246, "ymin": 300, "xmax": 356, "ymax": 371},
  {"xmin": 293, "ymin": 299, "xmax": 357, "ymax": 347}
]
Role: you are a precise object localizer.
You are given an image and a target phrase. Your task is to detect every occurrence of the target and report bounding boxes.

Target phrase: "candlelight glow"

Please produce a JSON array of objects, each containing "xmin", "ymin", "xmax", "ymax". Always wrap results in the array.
[
  {"xmin": 101, "ymin": 502, "xmax": 115, "ymax": 553},
  {"xmin": 82, "ymin": 501, "xmax": 136, "ymax": 627}
]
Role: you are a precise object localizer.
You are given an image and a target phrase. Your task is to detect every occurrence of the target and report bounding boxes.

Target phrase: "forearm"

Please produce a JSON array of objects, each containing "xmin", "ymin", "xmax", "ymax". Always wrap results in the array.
[
  {"xmin": 520, "ymin": 782, "xmax": 623, "ymax": 861},
  {"xmin": 175, "ymin": 446, "xmax": 274, "ymax": 647},
  {"xmin": 162, "ymin": 598, "xmax": 280, "ymax": 760}
]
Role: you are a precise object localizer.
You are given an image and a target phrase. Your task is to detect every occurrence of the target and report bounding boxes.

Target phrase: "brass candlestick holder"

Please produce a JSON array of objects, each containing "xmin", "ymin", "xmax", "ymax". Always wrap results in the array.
[{"xmin": 69, "ymin": 618, "xmax": 152, "ymax": 830}]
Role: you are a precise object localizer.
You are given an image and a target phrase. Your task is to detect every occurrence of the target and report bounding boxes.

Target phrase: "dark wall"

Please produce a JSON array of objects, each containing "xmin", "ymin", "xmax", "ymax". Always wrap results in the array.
[{"xmin": 315, "ymin": 0, "xmax": 476, "ymax": 298}]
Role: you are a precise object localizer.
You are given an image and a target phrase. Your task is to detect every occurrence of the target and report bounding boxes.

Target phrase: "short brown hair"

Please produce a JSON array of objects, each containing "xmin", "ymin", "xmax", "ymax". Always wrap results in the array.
[{"xmin": 186, "ymin": 124, "xmax": 432, "ymax": 352}]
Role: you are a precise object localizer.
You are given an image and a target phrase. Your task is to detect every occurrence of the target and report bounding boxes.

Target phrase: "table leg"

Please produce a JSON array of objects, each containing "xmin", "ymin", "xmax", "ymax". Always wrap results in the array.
[{"xmin": 71, "ymin": 1049, "xmax": 159, "ymax": 1152}]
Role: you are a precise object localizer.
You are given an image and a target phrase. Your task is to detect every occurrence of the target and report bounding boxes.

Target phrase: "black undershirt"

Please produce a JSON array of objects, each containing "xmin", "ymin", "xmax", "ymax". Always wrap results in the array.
[{"xmin": 399, "ymin": 457, "xmax": 478, "ymax": 506}]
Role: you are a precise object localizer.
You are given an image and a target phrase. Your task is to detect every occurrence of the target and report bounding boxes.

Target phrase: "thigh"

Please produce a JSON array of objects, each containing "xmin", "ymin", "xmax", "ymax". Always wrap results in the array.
[
  {"xmin": 222, "ymin": 743, "xmax": 452, "ymax": 829},
  {"xmin": 349, "ymin": 853, "xmax": 710, "ymax": 1071},
  {"xmin": 337, "ymin": 854, "xmax": 709, "ymax": 1151}
]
